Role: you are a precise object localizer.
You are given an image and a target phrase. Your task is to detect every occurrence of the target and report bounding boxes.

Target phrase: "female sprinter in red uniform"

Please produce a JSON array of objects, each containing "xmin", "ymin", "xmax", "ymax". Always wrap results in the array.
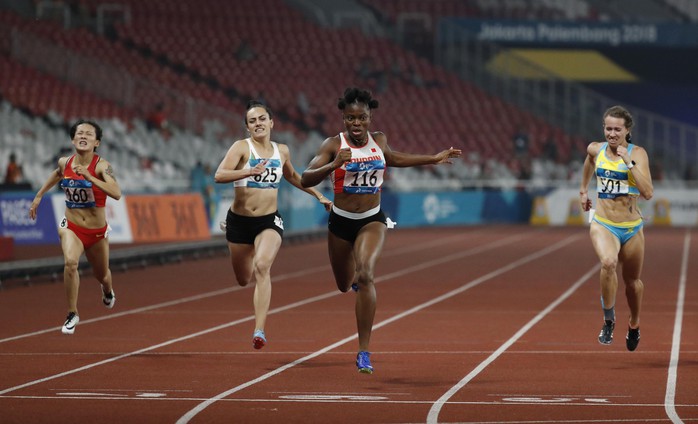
[
  {"xmin": 29, "ymin": 120, "xmax": 122, "ymax": 334},
  {"xmin": 301, "ymin": 88, "xmax": 461, "ymax": 373}
]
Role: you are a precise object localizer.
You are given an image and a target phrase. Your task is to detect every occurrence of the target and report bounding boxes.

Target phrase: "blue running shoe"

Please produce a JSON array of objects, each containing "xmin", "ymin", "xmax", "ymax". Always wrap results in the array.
[
  {"xmin": 598, "ymin": 320, "xmax": 615, "ymax": 345},
  {"xmin": 351, "ymin": 283, "xmax": 359, "ymax": 292},
  {"xmin": 253, "ymin": 329, "xmax": 266, "ymax": 350},
  {"xmin": 356, "ymin": 351, "xmax": 373, "ymax": 374}
]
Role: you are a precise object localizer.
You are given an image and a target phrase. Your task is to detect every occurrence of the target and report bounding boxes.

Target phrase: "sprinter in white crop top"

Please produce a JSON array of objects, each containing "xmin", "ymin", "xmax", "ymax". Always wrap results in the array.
[{"xmin": 214, "ymin": 100, "xmax": 332, "ymax": 350}]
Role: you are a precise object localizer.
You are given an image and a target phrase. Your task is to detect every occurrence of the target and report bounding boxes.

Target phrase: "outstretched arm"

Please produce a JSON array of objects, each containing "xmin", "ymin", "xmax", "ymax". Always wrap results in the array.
[
  {"xmin": 385, "ymin": 144, "xmax": 462, "ymax": 167},
  {"xmin": 29, "ymin": 158, "xmax": 66, "ymax": 220},
  {"xmin": 281, "ymin": 145, "xmax": 332, "ymax": 211}
]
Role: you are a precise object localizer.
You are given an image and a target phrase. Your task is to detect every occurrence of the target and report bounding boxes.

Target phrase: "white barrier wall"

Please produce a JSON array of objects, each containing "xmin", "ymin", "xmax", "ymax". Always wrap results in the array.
[{"xmin": 533, "ymin": 188, "xmax": 698, "ymax": 226}]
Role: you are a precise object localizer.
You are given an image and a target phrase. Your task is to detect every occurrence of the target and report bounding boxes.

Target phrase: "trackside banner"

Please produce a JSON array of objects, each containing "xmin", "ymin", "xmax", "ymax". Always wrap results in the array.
[
  {"xmin": 532, "ymin": 188, "xmax": 698, "ymax": 227},
  {"xmin": 0, "ymin": 191, "xmax": 208, "ymax": 246},
  {"xmin": 125, "ymin": 193, "xmax": 210, "ymax": 243},
  {"xmin": 439, "ymin": 18, "xmax": 698, "ymax": 47},
  {"xmin": 0, "ymin": 192, "xmax": 58, "ymax": 244}
]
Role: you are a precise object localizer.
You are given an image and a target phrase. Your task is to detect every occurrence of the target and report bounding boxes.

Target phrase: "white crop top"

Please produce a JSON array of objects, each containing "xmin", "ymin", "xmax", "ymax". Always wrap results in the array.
[{"xmin": 234, "ymin": 139, "xmax": 283, "ymax": 189}]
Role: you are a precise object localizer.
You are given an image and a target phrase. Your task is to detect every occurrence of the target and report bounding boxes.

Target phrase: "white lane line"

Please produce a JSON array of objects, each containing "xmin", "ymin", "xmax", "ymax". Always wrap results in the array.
[
  {"xmin": 3, "ymin": 394, "xmax": 693, "ymax": 410},
  {"xmin": 665, "ymin": 231, "xmax": 691, "ymax": 424},
  {"xmin": 0, "ymin": 286, "xmax": 246, "ymax": 344},
  {"xmin": 3, "ymin": 349, "xmax": 690, "ymax": 357},
  {"xmin": 0, "ymin": 233, "xmax": 531, "ymax": 396},
  {"xmin": 426, "ymin": 262, "xmax": 599, "ymax": 423},
  {"xmin": 0, "ymin": 230, "xmax": 484, "ymax": 344},
  {"xmin": 175, "ymin": 234, "xmax": 581, "ymax": 423}
]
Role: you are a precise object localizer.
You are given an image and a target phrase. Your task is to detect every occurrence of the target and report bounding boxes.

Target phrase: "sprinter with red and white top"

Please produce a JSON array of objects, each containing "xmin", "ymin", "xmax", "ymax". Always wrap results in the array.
[
  {"xmin": 29, "ymin": 119, "xmax": 122, "ymax": 335},
  {"xmin": 301, "ymin": 87, "xmax": 461, "ymax": 374}
]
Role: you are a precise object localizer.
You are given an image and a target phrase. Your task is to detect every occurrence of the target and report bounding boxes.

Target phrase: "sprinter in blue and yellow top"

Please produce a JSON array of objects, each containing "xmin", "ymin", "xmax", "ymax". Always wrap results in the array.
[
  {"xmin": 579, "ymin": 105, "xmax": 653, "ymax": 352},
  {"xmin": 215, "ymin": 100, "xmax": 332, "ymax": 350}
]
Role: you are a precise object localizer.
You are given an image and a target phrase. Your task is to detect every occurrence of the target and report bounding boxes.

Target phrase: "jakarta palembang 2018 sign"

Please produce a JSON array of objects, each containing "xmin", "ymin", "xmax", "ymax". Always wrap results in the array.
[{"xmin": 440, "ymin": 18, "xmax": 698, "ymax": 47}]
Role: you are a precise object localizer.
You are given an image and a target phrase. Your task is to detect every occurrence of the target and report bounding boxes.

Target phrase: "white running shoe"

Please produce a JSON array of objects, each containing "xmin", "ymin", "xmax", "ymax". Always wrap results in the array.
[
  {"xmin": 61, "ymin": 312, "xmax": 79, "ymax": 335},
  {"xmin": 102, "ymin": 290, "xmax": 116, "ymax": 309}
]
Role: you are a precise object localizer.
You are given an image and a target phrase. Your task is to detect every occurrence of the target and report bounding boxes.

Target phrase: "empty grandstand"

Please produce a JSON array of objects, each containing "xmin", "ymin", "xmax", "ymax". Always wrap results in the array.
[{"xmin": 1, "ymin": 0, "xmax": 697, "ymax": 195}]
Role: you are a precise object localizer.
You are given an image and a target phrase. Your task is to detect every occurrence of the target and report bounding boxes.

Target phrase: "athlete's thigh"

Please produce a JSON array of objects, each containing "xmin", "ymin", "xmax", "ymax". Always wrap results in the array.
[
  {"xmin": 328, "ymin": 231, "xmax": 355, "ymax": 286},
  {"xmin": 619, "ymin": 228, "xmax": 645, "ymax": 280},
  {"xmin": 253, "ymin": 229, "xmax": 283, "ymax": 266},
  {"xmin": 85, "ymin": 239, "xmax": 110, "ymax": 278},
  {"xmin": 589, "ymin": 221, "xmax": 621, "ymax": 260},
  {"xmin": 353, "ymin": 221, "xmax": 386, "ymax": 269},
  {"xmin": 58, "ymin": 227, "xmax": 85, "ymax": 264},
  {"xmin": 228, "ymin": 242, "xmax": 255, "ymax": 275}
]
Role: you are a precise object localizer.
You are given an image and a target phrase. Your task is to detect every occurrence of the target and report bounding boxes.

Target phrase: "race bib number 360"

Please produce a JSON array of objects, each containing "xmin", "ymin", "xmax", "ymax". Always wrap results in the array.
[{"xmin": 61, "ymin": 179, "xmax": 96, "ymax": 208}]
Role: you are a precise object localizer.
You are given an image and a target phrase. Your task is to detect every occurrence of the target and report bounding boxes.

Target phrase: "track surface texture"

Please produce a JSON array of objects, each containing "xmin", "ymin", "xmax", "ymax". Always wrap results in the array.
[{"xmin": 1, "ymin": 226, "xmax": 696, "ymax": 424}]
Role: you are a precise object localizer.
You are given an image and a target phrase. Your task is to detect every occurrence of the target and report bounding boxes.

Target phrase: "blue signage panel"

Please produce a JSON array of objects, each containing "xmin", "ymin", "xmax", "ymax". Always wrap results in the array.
[
  {"xmin": 395, "ymin": 191, "xmax": 485, "ymax": 227},
  {"xmin": 0, "ymin": 192, "xmax": 59, "ymax": 244}
]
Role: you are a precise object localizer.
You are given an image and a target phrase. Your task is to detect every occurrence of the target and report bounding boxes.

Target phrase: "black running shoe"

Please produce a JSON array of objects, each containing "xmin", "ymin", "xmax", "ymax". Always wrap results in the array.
[
  {"xmin": 598, "ymin": 320, "xmax": 615, "ymax": 345},
  {"xmin": 626, "ymin": 327, "xmax": 640, "ymax": 351}
]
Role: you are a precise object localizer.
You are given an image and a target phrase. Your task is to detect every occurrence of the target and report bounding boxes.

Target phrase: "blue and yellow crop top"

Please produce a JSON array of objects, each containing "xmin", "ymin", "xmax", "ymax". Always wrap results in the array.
[{"xmin": 595, "ymin": 142, "xmax": 639, "ymax": 199}]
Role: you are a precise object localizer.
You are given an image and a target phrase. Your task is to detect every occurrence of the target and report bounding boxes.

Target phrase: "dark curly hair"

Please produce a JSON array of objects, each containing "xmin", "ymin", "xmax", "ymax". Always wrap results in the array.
[{"xmin": 337, "ymin": 87, "xmax": 379, "ymax": 110}]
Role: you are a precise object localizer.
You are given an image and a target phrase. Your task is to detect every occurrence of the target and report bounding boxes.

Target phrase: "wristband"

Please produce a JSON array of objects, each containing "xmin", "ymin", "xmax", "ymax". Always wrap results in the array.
[{"xmin": 627, "ymin": 160, "xmax": 636, "ymax": 169}]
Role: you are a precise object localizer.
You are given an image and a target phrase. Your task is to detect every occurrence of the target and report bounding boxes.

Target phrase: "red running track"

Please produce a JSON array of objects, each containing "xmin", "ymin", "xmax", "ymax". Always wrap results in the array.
[{"xmin": 0, "ymin": 226, "xmax": 696, "ymax": 424}]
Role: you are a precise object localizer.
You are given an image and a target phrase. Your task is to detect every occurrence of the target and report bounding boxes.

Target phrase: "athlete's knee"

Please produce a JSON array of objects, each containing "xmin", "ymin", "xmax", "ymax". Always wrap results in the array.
[
  {"xmin": 624, "ymin": 277, "xmax": 643, "ymax": 290},
  {"xmin": 234, "ymin": 272, "xmax": 252, "ymax": 287},
  {"xmin": 599, "ymin": 255, "xmax": 618, "ymax": 271},
  {"xmin": 354, "ymin": 267, "xmax": 374, "ymax": 287},
  {"xmin": 334, "ymin": 275, "xmax": 354, "ymax": 292},
  {"xmin": 64, "ymin": 258, "xmax": 79, "ymax": 275},
  {"xmin": 232, "ymin": 266, "xmax": 252, "ymax": 287},
  {"xmin": 252, "ymin": 258, "xmax": 273, "ymax": 277}
]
